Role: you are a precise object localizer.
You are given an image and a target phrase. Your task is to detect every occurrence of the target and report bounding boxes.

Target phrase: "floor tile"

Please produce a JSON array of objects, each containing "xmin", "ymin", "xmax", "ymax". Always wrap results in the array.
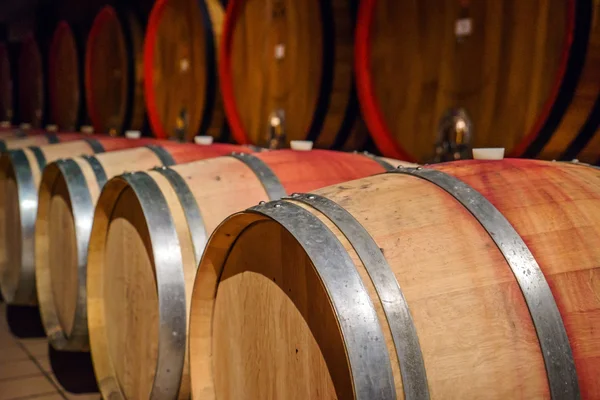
[
  {"xmin": 34, "ymin": 394, "xmax": 65, "ymax": 400},
  {"xmin": 0, "ymin": 359, "xmax": 41, "ymax": 380},
  {"xmin": 0, "ymin": 375, "xmax": 57, "ymax": 399},
  {"xmin": 20, "ymin": 338, "xmax": 48, "ymax": 358},
  {"xmin": 0, "ymin": 346, "xmax": 29, "ymax": 364}
]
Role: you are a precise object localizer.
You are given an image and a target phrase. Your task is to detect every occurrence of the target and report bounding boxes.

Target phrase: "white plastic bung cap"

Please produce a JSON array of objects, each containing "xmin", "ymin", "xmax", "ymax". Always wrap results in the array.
[
  {"xmin": 472, "ymin": 148, "xmax": 505, "ymax": 160},
  {"xmin": 125, "ymin": 130, "xmax": 141, "ymax": 139},
  {"xmin": 290, "ymin": 140, "xmax": 313, "ymax": 151},
  {"xmin": 194, "ymin": 136, "xmax": 214, "ymax": 145}
]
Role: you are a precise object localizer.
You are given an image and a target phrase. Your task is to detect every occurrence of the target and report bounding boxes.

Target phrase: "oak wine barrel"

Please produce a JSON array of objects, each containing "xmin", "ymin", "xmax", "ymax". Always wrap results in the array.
[
  {"xmin": 0, "ymin": 131, "xmax": 90, "ymax": 152},
  {"xmin": 0, "ymin": 137, "xmax": 158, "ymax": 305},
  {"xmin": 221, "ymin": 0, "xmax": 367, "ymax": 150},
  {"xmin": 18, "ymin": 34, "xmax": 45, "ymax": 128},
  {"xmin": 48, "ymin": 21, "xmax": 85, "ymax": 131},
  {"xmin": 85, "ymin": 5, "xmax": 145, "ymax": 135},
  {"xmin": 86, "ymin": 150, "xmax": 411, "ymax": 399},
  {"xmin": 356, "ymin": 0, "xmax": 600, "ymax": 163},
  {"xmin": 0, "ymin": 42, "xmax": 17, "ymax": 124},
  {"xmin": 144, "ymin": 0, "xmax": 227, "ymax": 141},
  {"xmin": 188, "ymin": 159, "xmax": 600, "ymax": 399},
  {"xmin": 35, "ymin": 141, "xmax": 251, "ymax": 351}
]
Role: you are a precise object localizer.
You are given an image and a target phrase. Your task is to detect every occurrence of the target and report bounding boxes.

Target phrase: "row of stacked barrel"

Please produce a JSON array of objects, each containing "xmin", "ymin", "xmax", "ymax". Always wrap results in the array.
[
  {"xmin": 0, "ymin": 127, "xmax": 599, "ymax": 398},
  {"xmin": 0, "ymin": 0, "xmax": 599, "ymax": 164}
]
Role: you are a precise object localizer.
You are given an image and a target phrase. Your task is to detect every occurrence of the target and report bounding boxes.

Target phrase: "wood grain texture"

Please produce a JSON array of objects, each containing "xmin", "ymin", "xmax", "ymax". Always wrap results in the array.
[
  {"xmin": 47, "ymin": 173, "xmax": 78, "ymax": 336},
  {"xmin": 86, "ymin": 6, "xmax": 145, "ymax": 135},
  {"xmin": 190, "ymin": 159, "xmax": 600, "ymax": 398},
  {"xmin": 87, "ymin": 150, "xmax": 410, "ymax": 399},
  {"xmin": 104, "ymin": 188, "xmax": 158, "ymax": 399},
  {"xmin": 49, "ymin": 22, "xmax": 81, "ymax": 131},
  {"xmin": 223, "ymin": 0, "xmax": 363, "ymax": 148},
  {"xmin": 541, "ymin": 0, "xmax": 600, "ymax": 162},
  {"xmin": 18, "ymin": 35, "xmax": 44, "ymax": 128},
  {"xmin": 144, "ymin": 0, "xmax": 225, "ymax": 140},
  {"xmin": 359, "ymin": 0, "xmax": 571, "ymax": 162}
]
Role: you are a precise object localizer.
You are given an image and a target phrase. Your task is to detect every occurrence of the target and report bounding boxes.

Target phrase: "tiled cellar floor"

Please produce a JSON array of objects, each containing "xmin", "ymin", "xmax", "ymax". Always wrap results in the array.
[{"xmin": 0, "ymin": 303, "xmax": 99, "ymax": 400}]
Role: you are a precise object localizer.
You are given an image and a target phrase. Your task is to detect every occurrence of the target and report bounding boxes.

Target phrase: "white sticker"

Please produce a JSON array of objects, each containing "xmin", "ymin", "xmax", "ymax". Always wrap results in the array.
[
  {"xmin": 274, "ymin": 44, "xmax": 285, "ymax": 60},
  {"xmin": 455, "ymin": 18, "xmax": 473, "ymax": 37}
]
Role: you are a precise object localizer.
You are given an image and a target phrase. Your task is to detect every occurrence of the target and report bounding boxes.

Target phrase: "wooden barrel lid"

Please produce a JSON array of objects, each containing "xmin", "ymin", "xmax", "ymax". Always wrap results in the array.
[
  {"xmin": 144, "ymin": 0, "xmax": 226, "ymax": 141},
  {"xmin": 18, "ymin": 34, "xmax": 44, "ymax": 128},
  {"xmin": 49, "ymin": 21, "xmax": 85, "ymax": 131},
  {"xmin": 0, "ymin": 43, "xmax": 14, "ymax": 123},
  {"xmin": 221, "ymin": 0, "xmax": 366, "ymax": 149},
  {"xmin": 355, "ymin": 0, "xmax": 581, "ymax": 162},
  {"xmin": 85, "ymin": 5, "xmax": 145, "ymax": 136}
]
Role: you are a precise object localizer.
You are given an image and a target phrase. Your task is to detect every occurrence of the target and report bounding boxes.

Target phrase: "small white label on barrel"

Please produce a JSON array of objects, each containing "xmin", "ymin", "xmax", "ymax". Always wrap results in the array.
[
  {"xmin": 81, "ymin": 125, "xmax": 94, "ymax": 134},
  {"xmin": 290, "ymin": 140, "xmax": 313, "ymax": 151},
  {"xmin": 20, "ymin": 123, "xmax": 31, "ymax": 130},
  {"xmin": 274, "ymin": 44, "xmax": 285, "ymax": 60},
  {"xmin": 125, "ymin": 130, "xmax": 141, "ymax": 139},
  {"xmin": 472, "ymin": 148, "xmax": 505, "ymax": 160},
  {"xmin": 0, "ymin": 121, "xmax": 11, "ymax": 128},
  {"xmin": 194, "ymin": 136, "xmax": 214, "ymax": 145},
  {"xmin": 46, "ymin": 124, "xmax": 58, "ymax": 132},
  {"xmin": 455, "ymin": 18, "xmax": 473, "ymax": 37},
  {"xmin": 180, "ymin": 58, "xmax": 190, "ymax": 72}
]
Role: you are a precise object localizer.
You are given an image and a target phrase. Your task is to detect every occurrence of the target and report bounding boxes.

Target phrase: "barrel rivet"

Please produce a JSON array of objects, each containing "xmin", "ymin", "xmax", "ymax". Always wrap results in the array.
[
  {"xmin": 416, "ymin": 166, "xmax": 423, "ymax": 170},
  {"xmin": 258, "ymin": 201, "xmax": 266, "ymax": 205},
  {"xmin": 308, "ymin": 195, "xmax": 316, "ymax": 200},
  {"xmin": 291, "ymin": 193, "xmax": 300, "ymax": 197},
  {"xmin": 274, "ymin": 204, "xmax": 282, "ymax": 208},
  {"xmin": 396, "ymin": 165, "xmax": 404, "ymax": 169}
]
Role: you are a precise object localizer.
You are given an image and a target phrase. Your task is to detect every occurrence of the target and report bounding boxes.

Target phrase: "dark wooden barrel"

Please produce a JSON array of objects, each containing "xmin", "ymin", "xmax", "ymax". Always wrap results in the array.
[
  {"xmin": 144, "ymin": 0, "xmax": 227, "ymax": 141},
  {"xmin": 85, "ymin": 5, "xmax": 145, "ymax": 135},
  {"xmin": 0, "ymin": 42, "xmax": 17, "ymax": 124},
  {"xmin": 356, "ymin": 0, "xmax": 600, "ymax": 163},
  {"xmin": 221, "ymin": 0, "xmax": 367, "ymax": 150},
  {"xmin": 86, "ymin": 150, "xmax": 409, "ymax": 399},
  {"xmin": 189, "ymin": 159, "xmax": 600, "ymax": 399},
  {"xmin": 48, "ymin": 21, "xmax": 85, "ymax": 131},
  {"xmin": 18, "ymin": 34, "xmax": 45, "ymax": 128}
]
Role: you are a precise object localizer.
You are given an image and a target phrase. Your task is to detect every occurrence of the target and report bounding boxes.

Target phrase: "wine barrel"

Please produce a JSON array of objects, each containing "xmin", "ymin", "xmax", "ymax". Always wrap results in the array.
[
  {"xmin": 0, "ymin": 132, "xmax": 90, "ymax": 152},
  {"xmin": 18, "ymin": 34, "xmax": 45, "ymax": 128},
  {"xmin": 0, "ymin": 137, "xmax": 157, "ymax": 305},
  {"xmin": 48, "ymin": 21, "xmax": 85, "ymax": 131},
  {"xmin": 356, "ymin": 0, "xmax": 600, "ymax": 163},
  {"xmin": 87, "ymin": 150, "xmax": 412, "ymax": 399},
  {"xmin": 188, "ymin": 159, "xmax": 600, "ymax": 399},
  {"xmin": 221, "ymin": 0, "xmax": 367, "ymax": 150},
  {"xmin": 144, "ymin": 0, "xmax": 226, "ymax": 141},
  {"xmin": 35, "ymin": 142, "xmax": 251, "ymax": 351},
  {"xmin": 0, "ymin": 42, "xmax": 17, "ymax": 124},
  {"xmin": 85, "ymin": 5, "xmax": 145, "ymax": 135}
]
